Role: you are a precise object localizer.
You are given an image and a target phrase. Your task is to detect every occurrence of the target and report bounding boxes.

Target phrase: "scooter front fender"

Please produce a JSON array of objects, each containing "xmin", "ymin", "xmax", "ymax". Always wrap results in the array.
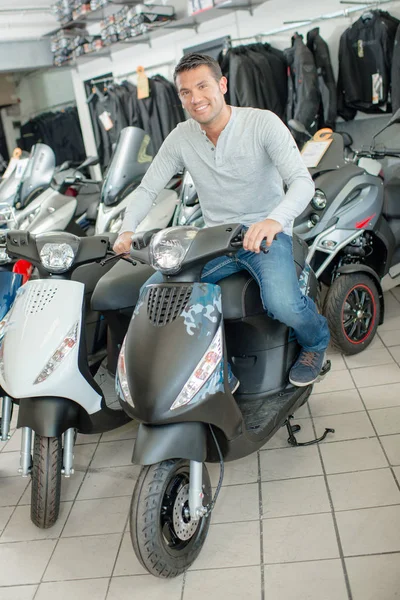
[
  {"xmin": 133, "ymin": 422, "xmax": 207, "ymax": 465},
  {"xmin": 17, "ymin": 396, "xmax": 81, "ymax": 437}
]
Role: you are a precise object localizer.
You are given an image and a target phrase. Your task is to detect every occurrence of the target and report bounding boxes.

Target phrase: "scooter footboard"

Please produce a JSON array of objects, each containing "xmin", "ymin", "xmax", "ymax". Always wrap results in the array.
[
  {"xmin": 17, "ymin": 397, "xmax": 81, "ymax": 437},
  {"xmin": 133, "ymin": 422, "xmax": 207, "ymax": 466}
]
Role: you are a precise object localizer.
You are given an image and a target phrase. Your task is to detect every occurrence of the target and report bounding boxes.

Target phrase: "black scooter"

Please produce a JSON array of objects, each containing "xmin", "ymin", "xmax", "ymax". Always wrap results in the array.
[{"xmin": 112, "ymin": 224, "xmax": 332, "ymax": 577}]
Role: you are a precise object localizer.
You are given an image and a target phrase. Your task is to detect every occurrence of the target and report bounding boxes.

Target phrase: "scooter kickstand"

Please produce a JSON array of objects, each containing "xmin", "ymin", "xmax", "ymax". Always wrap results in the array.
[{"xmin": 285, "ymin": 415, "xmax": 335, "ymax": 447}]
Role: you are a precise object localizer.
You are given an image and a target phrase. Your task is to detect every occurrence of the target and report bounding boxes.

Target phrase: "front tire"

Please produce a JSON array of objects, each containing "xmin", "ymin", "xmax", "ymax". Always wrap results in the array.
[
  {"xmin": 324, "ymin": 273, "xmax": 380, "ymax": 355},
  {"xmin": 130, "ymin": 459, "xmax": 212, "ymax": 577},
  {"xmin": 31, "ymin": 434, "xmax": 62, "ymax": 529}
]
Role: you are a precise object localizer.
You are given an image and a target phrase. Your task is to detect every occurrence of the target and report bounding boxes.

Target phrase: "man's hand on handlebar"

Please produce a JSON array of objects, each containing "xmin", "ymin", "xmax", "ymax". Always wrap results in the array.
[
  {"xmin": 243, "ymin": 219, "xmax": 283, "ymax": 253},
  {"xmin": 113, "ymin": 231, "xmax": 134, "ymax": 254}
]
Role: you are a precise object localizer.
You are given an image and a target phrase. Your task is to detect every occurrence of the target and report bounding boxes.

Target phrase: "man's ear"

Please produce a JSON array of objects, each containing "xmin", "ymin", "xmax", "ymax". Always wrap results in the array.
[{"xmin": 219, "ymin": 76, "xmax": 228, "ymax": 94}]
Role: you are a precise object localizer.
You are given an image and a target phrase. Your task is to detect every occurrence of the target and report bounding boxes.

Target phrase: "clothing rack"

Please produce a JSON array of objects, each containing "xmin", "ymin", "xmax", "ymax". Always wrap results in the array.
[
  {"xmin": 228, "ymin": 0, "xmax": 400, "ymax": 40},
  {"xmin": 27, "ymin": 101, "xmax": 76, "ymax": 120},
  {"xmin": 114, "ymin": 60, "xmax": 176, "ymax": 82}
]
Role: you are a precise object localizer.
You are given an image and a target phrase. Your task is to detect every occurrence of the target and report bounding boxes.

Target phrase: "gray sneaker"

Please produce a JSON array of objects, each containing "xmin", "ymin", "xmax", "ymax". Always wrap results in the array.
[{"xmin": 289, "ymin": 349, "xmax": 326, "ymax": 387}]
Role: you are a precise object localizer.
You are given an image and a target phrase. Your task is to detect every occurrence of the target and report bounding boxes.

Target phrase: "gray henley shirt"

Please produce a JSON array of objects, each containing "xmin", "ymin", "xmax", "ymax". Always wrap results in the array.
[{"xmin": 121, "ymin": 106, "xmax": 315, "ymax": 235}]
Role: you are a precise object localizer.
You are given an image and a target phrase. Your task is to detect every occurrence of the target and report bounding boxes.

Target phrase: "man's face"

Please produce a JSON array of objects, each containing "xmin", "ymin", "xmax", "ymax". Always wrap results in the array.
[{"xmin": 176, "ymin": 65, "xmax": 228, "ymax": 126}]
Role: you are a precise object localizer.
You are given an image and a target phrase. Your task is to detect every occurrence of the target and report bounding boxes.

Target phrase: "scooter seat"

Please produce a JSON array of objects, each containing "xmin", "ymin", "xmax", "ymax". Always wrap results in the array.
[{"xmin": 220, "ymin": 234, "xmax": 308, "ymax": 320}]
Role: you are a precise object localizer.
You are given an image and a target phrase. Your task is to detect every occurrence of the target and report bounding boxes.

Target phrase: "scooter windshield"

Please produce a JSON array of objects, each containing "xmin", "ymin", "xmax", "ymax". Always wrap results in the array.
[
  {"xmin": 101, "ymin": 127, "xmax": 153, "ymax": 207},
  {"xmin": 309, "ymin": 133, "xmax": 346, "ymax": 176},
  {"xmin": 17, "ymin": 144, "xmax": 56, "ymax": 209}
]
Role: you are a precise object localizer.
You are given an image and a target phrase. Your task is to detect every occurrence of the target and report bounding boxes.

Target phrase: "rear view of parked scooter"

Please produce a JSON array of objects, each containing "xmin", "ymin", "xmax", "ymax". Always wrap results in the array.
[
  {"xmin": 0, "ymin": 230, "xmax": 131, "ymax": 528},
  {"xmin": 16, "ymin": 149, "xmax": 101, "ymax": 236},
  {"xmin": 294, "ymin": 110, "xmax": 400, "ymax": 354},
  {"xmin": 112, "ymin": 224, "xmax": 332, "ymax": 577},
  {"xmin": 95, "ymin": 126, "xmax": 181, "ymax": 235}
]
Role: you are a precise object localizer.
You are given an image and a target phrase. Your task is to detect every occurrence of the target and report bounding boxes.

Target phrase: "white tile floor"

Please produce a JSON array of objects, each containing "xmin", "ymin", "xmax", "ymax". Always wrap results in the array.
[{"xmin": 1, "ymin": 289, "xmax": 400, "ymax": 599}]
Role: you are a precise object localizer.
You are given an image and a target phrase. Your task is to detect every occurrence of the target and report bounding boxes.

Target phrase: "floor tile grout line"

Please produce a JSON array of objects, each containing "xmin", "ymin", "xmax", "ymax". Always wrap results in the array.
[
  {"xmin": 257, "ymin": 450, "xmax": 265, "ymax": 600},
  {"xmin": 180, "ymin": 570, "xmax": 187, "ymax": 600},
  {"xmin": 106, "ymin": 515, "xmax": 130, "ymax": 599},
  {"xmin": 308, "ymin": 405, "xmax": 353, "ymax": 600},
  {"xmin": 0, "ymin": 475, "xmax": 30, "ymax": 542},
  {"xmin": 38, "ymin": 433, "xmax": 104, "ymax": 587},
  {"xmin": 347, "ymin": 369, "xmax": 400, "ymax": 494}
]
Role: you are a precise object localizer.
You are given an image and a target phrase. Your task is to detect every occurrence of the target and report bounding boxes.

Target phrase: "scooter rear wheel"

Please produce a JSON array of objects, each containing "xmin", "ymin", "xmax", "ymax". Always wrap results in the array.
[
  {"xmin": 130, "ymin": 459, "xmax": 212, "ymax": 577},
  {"xmin": 31, "ymin": 434, "xmax": 62, "ymax": 529},
  {"xmin": 324, "ymin": 274, "xmax": 380, "ymax": 355}
]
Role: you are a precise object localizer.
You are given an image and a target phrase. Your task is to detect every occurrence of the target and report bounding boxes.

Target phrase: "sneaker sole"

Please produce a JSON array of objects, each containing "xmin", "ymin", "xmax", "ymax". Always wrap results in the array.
[{"xmin": 288, "ymin": 375, "xmax": 319, "ymax": 387}]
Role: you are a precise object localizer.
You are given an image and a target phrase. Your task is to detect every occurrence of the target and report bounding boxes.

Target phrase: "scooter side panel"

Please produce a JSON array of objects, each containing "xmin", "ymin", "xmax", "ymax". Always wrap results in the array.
[
  {"xmin": 0, "ymin": 279, "xmax": 102, "ymax": 411},
  {"xmin": 136, "ymin": 189, "xmax": 179, "ymax": 232},
  {"xmin": 29, "ymin": 191, "xmax": 77, "ymax": 233}
]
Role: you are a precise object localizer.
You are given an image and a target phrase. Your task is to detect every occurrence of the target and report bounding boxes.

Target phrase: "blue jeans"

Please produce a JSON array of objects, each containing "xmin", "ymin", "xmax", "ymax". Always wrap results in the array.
[{"xmin": 143, "ymin": 232, "xmax": 330, "ymax": 352}]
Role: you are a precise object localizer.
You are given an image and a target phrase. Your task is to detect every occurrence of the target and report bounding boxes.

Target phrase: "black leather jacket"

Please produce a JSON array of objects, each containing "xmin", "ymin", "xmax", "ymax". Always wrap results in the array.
[
  {"xmin": 337, "ymin": 10, "xmax": 399, "ymax": 119},
  {"xmin": 285, "ymin": 34, "xmax": 320, "ymax": 131},
  {"xmin": 307, "ymin": 27, "xmax": 337, "ymax": 129}
]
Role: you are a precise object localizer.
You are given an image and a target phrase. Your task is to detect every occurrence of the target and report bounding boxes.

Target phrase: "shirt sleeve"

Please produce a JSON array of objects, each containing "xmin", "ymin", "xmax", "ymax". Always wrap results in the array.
[
  {"xmin": 120, "ymin": 126, "xmax": 184, "ymax": 233},
  {"xmin": 259, "ymin": 111, "xmax": 315, "ymax": 230}
]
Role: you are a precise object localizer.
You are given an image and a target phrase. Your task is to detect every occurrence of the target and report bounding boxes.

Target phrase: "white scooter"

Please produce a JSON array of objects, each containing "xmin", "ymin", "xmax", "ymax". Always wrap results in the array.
[
  {"xmin": 14, "ymin": 144, "xmax": 101, "ymax": 235},
  {"xmin": 0, "ymin": 229, "xmax": 129, "ymax": 529}
]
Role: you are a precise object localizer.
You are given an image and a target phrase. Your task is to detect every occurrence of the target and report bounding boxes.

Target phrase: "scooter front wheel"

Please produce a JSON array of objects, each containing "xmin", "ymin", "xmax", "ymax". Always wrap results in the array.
[
  {"xmin": 31, "ymin": 434, "xmax": 62, "ymax": 529},
  {"xmin": 130, "ymin": 459, "xmax": 212, "ymax": 578}
]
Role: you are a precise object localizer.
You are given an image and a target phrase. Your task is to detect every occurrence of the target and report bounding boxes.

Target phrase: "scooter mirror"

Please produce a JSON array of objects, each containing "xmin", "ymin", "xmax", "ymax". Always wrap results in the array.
[
  {"xmin": 341, "ymin": 132, "xmax": 353, "ymax": 148},
  {"xmin": 288, "ymin": 119, "xmax": 311, "ymax": 137},
  {"xmin": 388, "ymin": 107, "xmax": 400, "ymax": 126},
  {"xmin": 78, "ymin": 156, "xmax": 99, "ymax": 169}
]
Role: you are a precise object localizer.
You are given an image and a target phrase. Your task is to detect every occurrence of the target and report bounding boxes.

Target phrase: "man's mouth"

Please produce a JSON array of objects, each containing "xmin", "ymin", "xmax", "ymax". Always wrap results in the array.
[{"xmin": 194, "ymin": 104, "xmax": 209, "ymax": 113}]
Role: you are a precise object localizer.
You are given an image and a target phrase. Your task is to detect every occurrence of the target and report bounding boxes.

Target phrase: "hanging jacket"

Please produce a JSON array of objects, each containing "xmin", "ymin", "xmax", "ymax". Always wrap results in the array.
[
  {"xmin": 307, "ymin": 27, "xmax": 337, "ymax": 129},
  {"xmin": 285, "ymin": 34, "xmax": 320, "ymax": 131},
  {"xmin": 218, "ymin": 43, "xmax": 287, "ymax": 119},
  {"xmin": 337, "ymin": 10, "xmax": 400, "ymax": 119},
  {"xmin": 392, "ymin": 24, "xmax": 400, "ymax": 113}
]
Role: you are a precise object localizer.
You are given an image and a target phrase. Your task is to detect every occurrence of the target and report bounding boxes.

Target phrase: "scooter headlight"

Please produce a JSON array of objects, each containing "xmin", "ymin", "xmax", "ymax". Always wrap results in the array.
[
  {"xmin": 116, "ymin": 336, "xmax": 134, "ymax": 407},
  {"xmin": 33, "ymin": 322, "xmax": 79, "ymax": 385},
  {"xmin": 311, "ymin": 189, "xmax": 327, "ymax": 210},
  {"xmin": 150, "ymin": 226, "xmax": 198, "ymax": 275},
  {"xmin": 39, "ymin": 243, "xmax": 75, "ymax": 273},
  {"xmin": 171, "ymin": 326, "xmax": 223, "ymax": 410}
]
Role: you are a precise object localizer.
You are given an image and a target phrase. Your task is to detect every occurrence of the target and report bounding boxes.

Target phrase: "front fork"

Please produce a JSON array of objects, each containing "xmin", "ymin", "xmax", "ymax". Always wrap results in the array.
[
  {"xmin": 189, "ymin": 460, "xmax": 208, "ymax": 520},
  {"xmin": 0, "ymin": 398, "xmax": 77, "ymax": 479}
]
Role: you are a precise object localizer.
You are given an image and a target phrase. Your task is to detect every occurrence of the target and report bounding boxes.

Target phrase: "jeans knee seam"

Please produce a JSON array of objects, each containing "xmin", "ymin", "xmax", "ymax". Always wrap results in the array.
[{"xmin": 201, "ymin": 258, "xmax": 233, "ymax": 278}]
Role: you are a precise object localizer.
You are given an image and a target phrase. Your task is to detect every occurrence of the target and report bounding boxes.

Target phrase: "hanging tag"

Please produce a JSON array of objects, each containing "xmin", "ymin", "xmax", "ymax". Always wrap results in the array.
[
  {"xmin": 137, "ymin": 66, "xmax": 150, "ymax": 100},
  {"xmin": 372, "ymin": 73, "xmax": 383, "ymax": 104},
  {"xmin": 99, "ymin": 110, "xmax": 114, "ymax": 131},
  {"xmin": 358, "ymin": 39, "xmax": 364, "ymax": 58}
]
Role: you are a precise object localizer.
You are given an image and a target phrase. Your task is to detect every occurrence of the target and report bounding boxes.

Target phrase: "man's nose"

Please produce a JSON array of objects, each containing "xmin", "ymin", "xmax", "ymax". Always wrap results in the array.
[{"xmin": 191, "ymin": 91, "xmax": 203, "ymax": 104}]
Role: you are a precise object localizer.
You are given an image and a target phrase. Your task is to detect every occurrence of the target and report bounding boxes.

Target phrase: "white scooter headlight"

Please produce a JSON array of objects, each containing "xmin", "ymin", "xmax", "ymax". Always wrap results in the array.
[
  {"xmin": 34, "ymin": 322, "xmax": 79, "ymax": 385},
  {"xmin": 39, "ymin": 243, "xmax": 75, "ymax": 273},
  {"xmin": 116, "ymin": 336, "xmax": 134, "ymax": 406},
  {"xmin": 150, "ymin": 227, "xmax": 198, "ymax": 275},
  {"xmin": 171, "ymin": 326, "xmax": 223, "ymax": 411}
]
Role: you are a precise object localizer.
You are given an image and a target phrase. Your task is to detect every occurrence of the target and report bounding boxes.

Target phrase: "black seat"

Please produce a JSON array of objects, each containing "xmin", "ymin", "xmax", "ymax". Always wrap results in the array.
[
  {"xmin": 221, "ymin": 234, "xmax": 308, "ymax": 320},
  {"xmin": 383, "ymin": 170, "xmax": 400, "ymax": 219},
  {"xmin": 91, "ymin": 234, "xmax": 309, "ymax": 316}
]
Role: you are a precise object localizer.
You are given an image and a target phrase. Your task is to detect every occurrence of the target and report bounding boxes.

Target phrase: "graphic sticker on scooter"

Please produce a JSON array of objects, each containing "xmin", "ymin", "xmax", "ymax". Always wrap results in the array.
[
  {"xmin": 195, "ymin": 359, "xmax": 225, "ymax": 402},
  {"xmin": 180, "ymin": 283, "xmax": 222, "ymax": 337},
  {"xmin": 299, "ymin": 263, "xmax": 311, "ymax": 296}
]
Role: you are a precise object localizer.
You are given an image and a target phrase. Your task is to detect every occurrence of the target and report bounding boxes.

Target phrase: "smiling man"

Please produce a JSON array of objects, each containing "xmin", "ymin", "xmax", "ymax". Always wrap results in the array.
[{"xmin": 114, "ymin": 53, "xmax": 330, "ymax": 386}]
